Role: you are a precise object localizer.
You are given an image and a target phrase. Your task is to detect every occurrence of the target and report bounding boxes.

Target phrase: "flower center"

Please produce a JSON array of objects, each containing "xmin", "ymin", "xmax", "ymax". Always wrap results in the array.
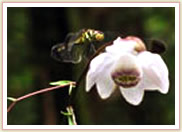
[{"xmin": 111, "ymin": 70, "xmax": 141, "ymax": 88}]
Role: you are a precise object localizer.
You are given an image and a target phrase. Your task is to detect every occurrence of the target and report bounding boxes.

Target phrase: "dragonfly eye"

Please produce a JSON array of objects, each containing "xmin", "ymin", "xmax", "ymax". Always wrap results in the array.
[{"xmin": 95, "ymin": 33, "xmax": 104, "ymax": 41}]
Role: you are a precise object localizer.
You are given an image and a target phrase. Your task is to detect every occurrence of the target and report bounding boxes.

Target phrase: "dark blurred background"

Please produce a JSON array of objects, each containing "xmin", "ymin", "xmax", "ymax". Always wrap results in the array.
[{"xmin": 7, "ymin": 7, "xmax": 175, "ymax": 125}]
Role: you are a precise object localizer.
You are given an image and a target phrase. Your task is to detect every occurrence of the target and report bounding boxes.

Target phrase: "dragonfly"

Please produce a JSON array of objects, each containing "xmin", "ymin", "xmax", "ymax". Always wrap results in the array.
[
  {"xmin": 51, "ymin": 29, "xmax": 119, "ymax": 64},
  {"xmin": 51, "ymin": 28, "xmax": 166, "ymax": 64}
]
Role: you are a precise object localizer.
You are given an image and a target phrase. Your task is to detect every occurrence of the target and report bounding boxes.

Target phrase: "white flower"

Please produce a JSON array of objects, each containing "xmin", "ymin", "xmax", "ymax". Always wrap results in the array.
[{"xmin": 86, "ymin": 36, "xmax": 169, "ymax": 105}]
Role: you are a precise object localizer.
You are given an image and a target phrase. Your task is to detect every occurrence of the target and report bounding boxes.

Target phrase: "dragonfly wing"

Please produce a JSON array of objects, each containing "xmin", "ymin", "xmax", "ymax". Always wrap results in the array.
[
  {"xmin": 69, "ymin": 44, "xmax": 84, "ymax": 63},
  {"xmin": 84, "ymin": 43, "xmax": 96, "ymax": 58},
  {"xmin": 51, "ymin": 42, "xmax": 83, "ymax": 64}
]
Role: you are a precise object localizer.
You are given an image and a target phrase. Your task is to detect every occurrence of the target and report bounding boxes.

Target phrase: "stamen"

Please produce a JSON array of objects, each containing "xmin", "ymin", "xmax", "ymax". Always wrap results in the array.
[{"xmin": 111, "ymin": 70, "xmax": 141, "ymax": 88}]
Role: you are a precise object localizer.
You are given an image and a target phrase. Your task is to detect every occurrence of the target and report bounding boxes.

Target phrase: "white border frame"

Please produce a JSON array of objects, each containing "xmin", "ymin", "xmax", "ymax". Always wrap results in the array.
[{"xmin": 2, "ymin": 2, "xmax": 180, "ymax": 130}]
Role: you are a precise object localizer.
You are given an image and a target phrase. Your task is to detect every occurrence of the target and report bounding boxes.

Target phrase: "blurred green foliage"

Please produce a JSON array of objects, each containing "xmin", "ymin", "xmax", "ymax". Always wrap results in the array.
[{"xmin": 7, "ymin": 7, "xmax": 175, "ymax": 125}]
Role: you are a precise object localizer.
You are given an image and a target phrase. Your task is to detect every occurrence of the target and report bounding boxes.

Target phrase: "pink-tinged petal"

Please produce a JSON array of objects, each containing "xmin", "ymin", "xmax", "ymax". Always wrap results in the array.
[
  {"xmin": 106, "ymin": 37, "xmax": 137, "ymax": 55},
  {"xmin": 137, "ymin": 51, "xmax": 169, "ymax": 94},
  {"xmin": 120, "ymin": 86, "xmax": 144, "ymax": 105},
  {"xmin": 86, "ymin": 53, "xmax": 115, "ymax": 94}
]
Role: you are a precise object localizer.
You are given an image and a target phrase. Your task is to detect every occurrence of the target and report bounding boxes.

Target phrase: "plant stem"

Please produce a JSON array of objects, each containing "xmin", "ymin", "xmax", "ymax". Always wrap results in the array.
[
  {"xmin": 7, "ymin": 82, "xmax": 76, "ymax": 113},
  {"xmin": 7, "ymin": 102, "xmax": 16, "ymax": 113}
]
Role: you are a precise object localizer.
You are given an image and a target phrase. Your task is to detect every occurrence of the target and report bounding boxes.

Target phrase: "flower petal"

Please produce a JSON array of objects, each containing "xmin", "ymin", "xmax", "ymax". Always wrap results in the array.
[
  {"xmin": 106, "ymin": 37, "xmax": 137, "ymax": 55},
  {"xmin": 95, "ymin": 71, "xmax": 115, "ymax": 99},
  {"xmin": 137, "ymin": 51, "xmax": 169, "ymax": 94},
  {"xmin": 111, "ymin": 53, "xmax": 143, "ymax": 88},
  {"xmin": 115, "ymin": 53, "xmax": 144, "ymax": 105},
  {"xmin": 120, "ymin": 86, "xmax": 144, "ymax": 105},
  {"xmin": 86, "ymin": 70, "xmax": 96, "ymax": 92},
  {"xmin": 86, "ymin": 53, "xmax": 115, "ymax": 98},
  {"xmin": 112, "ymin": 53, "xmax": 142, "ymax": 73}
]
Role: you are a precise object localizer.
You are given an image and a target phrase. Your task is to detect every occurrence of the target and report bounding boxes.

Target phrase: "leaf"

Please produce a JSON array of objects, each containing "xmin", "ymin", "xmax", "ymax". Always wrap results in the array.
[
  {"xmin": 49, "ymin": 80, "xmax": 74, "ymax": 86},
  {"xmin": 61, "ymin": 106, "xmax": 77, "ymax": 125},
  {"xmin": 7, "ymin": 97, "xmax": 17, "ymax": 102},
  {"xmin": 61, "ymin": 109, "xmax": 75, "ymax": 125},
  {"xmin": 60, "ymin": 111, "xmax": 72, "ymax": 116}
]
